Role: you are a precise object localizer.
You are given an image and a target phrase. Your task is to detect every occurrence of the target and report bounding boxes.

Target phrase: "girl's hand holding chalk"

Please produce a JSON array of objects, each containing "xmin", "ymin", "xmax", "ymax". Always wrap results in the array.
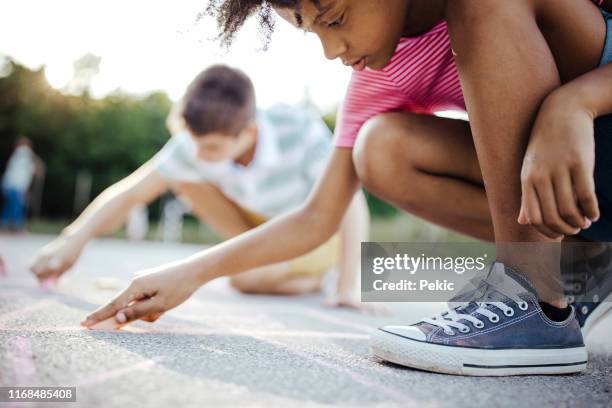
[{"xmin": 80, "ymin": 262, "xmax": 203, "ymax": 329}]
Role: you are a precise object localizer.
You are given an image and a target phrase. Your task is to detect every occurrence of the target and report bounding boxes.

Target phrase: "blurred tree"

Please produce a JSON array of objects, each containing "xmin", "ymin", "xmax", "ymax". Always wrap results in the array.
[
  {"xmin": 0, "ymin": 57, "xmax": 395, "ymax": 221},
  {"xmin": 0, "ymin": 57, "xmax": 172, "ymax": 220},
  {"xmin": 67, "ymin": 53, "xmax": 101, "ymax": 95}
]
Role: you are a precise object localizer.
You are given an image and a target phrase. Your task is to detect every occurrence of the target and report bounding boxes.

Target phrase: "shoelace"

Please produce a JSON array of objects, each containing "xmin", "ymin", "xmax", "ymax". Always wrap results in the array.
[
  {"xmin": 563, "ymin": 244, "xmax": 612, "ymax": 303},
  {"xmin": 422, "ymin": 273, "xmax": 529, "ymax": 336}
]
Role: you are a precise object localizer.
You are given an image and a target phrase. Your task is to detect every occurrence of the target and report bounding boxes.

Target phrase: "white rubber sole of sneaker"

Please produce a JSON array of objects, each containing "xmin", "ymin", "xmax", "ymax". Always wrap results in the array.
[
  {"xmin": 370, "ymin": 330, "xmax": 587, "ymax": 376},
  {"xmin": 582, "ymin": 292, "xmax": 612, "ymax": 338}
]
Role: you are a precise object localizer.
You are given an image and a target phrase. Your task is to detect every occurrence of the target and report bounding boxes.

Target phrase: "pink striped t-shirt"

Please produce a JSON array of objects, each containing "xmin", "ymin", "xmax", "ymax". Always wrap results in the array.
[
  {"xmin": 335, "ymin": 21, "xmax": 464, "ymax": 148},
  {"xmin": 335, "ymin": 0, "xmax": 606, "ymax": 148}
]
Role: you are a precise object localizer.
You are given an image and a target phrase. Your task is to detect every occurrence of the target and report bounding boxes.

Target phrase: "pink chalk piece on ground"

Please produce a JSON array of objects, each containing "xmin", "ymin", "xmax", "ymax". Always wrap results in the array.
[
  {"xmin": 39, "ymin": 277, "xmax": 58, "ymax": 292},
  {"xmin": 88, "ymin": 316, "xmax": 123, "ymax": 331}
]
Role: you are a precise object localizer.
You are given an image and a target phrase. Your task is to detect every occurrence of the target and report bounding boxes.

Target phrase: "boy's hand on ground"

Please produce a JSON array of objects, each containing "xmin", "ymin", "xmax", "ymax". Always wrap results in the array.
[
  {"xmin": 519, "ymin": 95, "xmax": 599, "ymax": 239},
  {"xmin": 30, "ymin": 234, "xmax": 85, "ymax": 282},
  {"xmin": 81, "ymin": 264, "xmax": 202, "ymax": 328}
]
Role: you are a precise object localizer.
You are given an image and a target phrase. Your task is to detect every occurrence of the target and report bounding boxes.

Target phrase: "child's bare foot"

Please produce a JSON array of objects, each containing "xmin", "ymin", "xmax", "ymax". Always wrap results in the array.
[{"xmin": 325, "ymin": 293, "xmax": 389, "ymax": 315}]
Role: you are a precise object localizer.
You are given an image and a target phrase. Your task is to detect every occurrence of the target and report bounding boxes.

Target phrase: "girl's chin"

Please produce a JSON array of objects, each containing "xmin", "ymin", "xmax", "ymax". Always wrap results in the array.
[
  {"xmin": 366, "ymin": 57, "xmax": 388, "ymax": 71},
  {"xmin": 367, "ymin": 49, "xmax": 396, "ymax": 70}
]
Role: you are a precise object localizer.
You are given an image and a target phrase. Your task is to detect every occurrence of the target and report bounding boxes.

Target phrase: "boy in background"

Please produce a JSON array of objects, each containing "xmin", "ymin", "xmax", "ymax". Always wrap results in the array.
[{"xmin": 31, "ymin": 65, "xmax": 369, "ymax": 307}]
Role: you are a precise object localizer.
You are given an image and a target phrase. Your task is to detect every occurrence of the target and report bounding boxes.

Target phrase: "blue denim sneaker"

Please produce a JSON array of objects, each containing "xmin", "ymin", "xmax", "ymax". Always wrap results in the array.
[
  {"xmin": 563, "ymin": 243, "xmax": 612, "ymax": 336},
  {"xmin": 370, "ymin": 262, "xmax": 587, "ymax": 376}
]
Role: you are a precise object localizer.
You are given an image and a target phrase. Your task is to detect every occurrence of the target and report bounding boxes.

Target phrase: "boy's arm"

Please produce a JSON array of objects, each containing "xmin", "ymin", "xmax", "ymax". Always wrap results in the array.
[
  {"xmin": 329, "ymin": 189, "xmax": 370, "ymax": 306},
  {"xmin": 82, "ymin": 147, "xmax": 361, "ymax": 327},
  {"xmin": 30, "ymin": 161, "xmax": 168, "ymax": 281},
  {"xmin": 174, "ymin": 147, "xmax": 361, "ymax": 280}
]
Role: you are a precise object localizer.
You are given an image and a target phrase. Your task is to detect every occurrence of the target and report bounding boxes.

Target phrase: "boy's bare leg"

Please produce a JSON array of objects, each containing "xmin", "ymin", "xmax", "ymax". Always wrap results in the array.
[
  {"xmin": 172, "ymin": 181, "xmax": 255, "ymax": 238},
  {"xmin": 227, "ymin": 264, "xmax": 323, "ymax": 295},
  {"xmin": 353, "ymin": 112, "xmax": 494, "ymax": 242},
  {"xmin": 172, "ymin": 181, "xmax": 322, "ymax": 295},
  {"xmin": 445, "ymin": 0, "xmax": 605, "ymax": 305}
]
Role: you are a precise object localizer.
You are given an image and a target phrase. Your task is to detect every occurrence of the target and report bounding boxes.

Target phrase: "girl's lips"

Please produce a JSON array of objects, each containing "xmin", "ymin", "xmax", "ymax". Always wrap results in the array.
[{"xmin": 351, "ymin": 57, "xmax": 367, "ymax": 71}]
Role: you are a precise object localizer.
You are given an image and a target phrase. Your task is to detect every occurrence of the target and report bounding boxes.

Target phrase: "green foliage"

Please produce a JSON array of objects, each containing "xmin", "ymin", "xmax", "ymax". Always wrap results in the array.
[
  {"xmin": 0, "ymin": 58, "xmax": 172, "ymax": 218},
  {"xmin": 0, "ymin": 57, "xmax": 396, "ymax": 220}
]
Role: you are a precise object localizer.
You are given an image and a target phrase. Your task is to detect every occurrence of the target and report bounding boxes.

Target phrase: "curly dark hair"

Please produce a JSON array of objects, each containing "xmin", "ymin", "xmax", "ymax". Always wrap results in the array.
[{"xmin": 204, "ymin": 0, "xmax": 320, "ymax": 48}]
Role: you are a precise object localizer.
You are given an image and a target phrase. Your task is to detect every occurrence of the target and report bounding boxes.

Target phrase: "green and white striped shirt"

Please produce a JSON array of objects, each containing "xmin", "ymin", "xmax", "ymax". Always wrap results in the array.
[{"xmin": 153, "ymin": 104, "xmax": 333, "ymax": 218}]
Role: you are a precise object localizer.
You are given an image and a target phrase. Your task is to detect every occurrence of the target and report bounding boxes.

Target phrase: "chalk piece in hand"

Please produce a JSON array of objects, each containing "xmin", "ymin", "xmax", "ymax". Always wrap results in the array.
[
  {"xmin": 89, "ymin": 316, "xmax": 123, "ymax": 331},
  {"xmin": 40, "ymin": 277, "xmax": 58, "ymax": 291}
]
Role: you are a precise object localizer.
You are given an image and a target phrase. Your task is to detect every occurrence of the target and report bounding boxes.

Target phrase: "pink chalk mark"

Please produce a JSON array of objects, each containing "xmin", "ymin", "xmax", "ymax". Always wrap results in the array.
[
  {"xmin": 76, "ymin": 359, "xmax": 159, "ymax": 387},
  {"xmin": 8, "ymin": 336, "xmax": 39, "ymax": 386},
  {"xmin": 39, "ymin": 277, "xmax": 58, "ymax": 292},
  {"xmin": 0, "ymin": 300, "xmax": 54, "ymax": 327}
]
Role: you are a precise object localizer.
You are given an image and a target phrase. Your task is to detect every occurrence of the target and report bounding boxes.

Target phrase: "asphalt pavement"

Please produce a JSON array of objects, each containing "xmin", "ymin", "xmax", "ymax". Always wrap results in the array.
[{"xmin": 1, "ymin": 233, "xmax": 611, "ymax": 408}]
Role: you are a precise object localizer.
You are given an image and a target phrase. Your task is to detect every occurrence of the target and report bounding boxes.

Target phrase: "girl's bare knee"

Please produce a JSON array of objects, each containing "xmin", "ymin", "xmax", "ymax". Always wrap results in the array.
[
  {"xmin": 352, "ymin": 114, "xmax": 425, "ymax": 205},
  {"xmin": 354, "ymin": 115, "xmax": 406, "ymax": 189}
]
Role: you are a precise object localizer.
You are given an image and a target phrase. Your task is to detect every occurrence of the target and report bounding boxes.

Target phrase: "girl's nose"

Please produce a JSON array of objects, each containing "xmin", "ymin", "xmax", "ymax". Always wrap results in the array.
[{"xmin": 320, "ymin": 35, "xmax": 348, "ymax": 61}]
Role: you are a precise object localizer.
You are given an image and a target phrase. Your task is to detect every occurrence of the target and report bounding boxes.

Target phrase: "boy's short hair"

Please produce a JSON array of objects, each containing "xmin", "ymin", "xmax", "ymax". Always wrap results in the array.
[{"xmin": 181, "ymin": 65, "xmax": 256, "ymax": 137}]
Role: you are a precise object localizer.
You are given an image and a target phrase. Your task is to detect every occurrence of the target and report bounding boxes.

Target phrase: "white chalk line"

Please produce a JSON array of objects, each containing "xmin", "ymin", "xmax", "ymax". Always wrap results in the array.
[
  {"xmin": 0, "ymin": 325, "xmax": 369, "ymax": 340},
  {"xmin": 299, "ymin": 308, "xmax": 377, "ymax": 333},
  {"xmin": 247, "ymin": 333, "xmax": 413, "ymax": 402}
]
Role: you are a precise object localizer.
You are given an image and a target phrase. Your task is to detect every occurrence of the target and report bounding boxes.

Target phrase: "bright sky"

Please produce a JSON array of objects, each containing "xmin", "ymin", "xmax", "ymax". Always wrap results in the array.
[{"xmin": 0, "ymin": 0, "xmax": 352, "ymax": 111}]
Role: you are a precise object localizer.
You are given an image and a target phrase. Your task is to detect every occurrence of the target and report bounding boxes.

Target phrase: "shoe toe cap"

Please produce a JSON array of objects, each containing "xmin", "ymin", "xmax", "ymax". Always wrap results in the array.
[{"xmin": 379, "ymin": 325, "xmax": 426, "ymax": 341}]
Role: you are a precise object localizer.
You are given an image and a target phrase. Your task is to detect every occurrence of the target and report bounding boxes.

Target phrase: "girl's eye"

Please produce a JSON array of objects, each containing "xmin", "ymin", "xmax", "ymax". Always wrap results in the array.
[{"xmin": 327, "ymin": 14, "xmax": 344, "ymax": 28}]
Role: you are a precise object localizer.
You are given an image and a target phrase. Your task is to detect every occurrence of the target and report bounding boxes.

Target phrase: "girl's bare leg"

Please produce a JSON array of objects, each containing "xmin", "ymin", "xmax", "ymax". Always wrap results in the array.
[
  {"xmin": 353, "ymin": 112, "xmax": 494, "ymax": 242},
  {"xmin": 445, "ymin": 0, "xmax": 605, "ymax": 305}
]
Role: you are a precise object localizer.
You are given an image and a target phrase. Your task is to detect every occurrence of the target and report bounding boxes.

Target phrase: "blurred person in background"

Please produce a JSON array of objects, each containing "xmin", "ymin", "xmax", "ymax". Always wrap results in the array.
[
  {"xmin": 31, "ymin": 64, "xmax": 370, "ymax": 309},
  {"xmin": 1, "ymin": 137, "xmax": 43, "ymax": 232}
]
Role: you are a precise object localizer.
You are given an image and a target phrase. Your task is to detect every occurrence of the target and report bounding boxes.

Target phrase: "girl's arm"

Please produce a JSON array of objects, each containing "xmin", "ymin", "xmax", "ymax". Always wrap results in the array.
[
  {"xmin": 555, "ymin": 62, "xmax": 612, "ymax": 118},
  {"xmin": 30, "ymin": 161, "xmax": 168, "ymax": 281},
  {"xmin": 330, "ymin": 188, "xmax": 370, "ymax": 306},
  {"xmin": 82, "ymin": 147, "xmax": 361, "ymax": 327},
  {"xmin": 519, "ymin": 63, "xmax": 612, "ymax": 236}
]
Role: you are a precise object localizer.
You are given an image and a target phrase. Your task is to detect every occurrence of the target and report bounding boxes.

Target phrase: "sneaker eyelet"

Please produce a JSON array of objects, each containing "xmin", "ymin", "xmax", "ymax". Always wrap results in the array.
[
  {"xmin": 504, "ymin": 308, "xmax": 515, "ymax": 317},
  {"xmin": 593, "ymin": 294, "xmax": 600, "ymax": 302},
  {"xmin": 567, "ymin": 296, "xmax": 575, "ymax": 304},
  {"xmin": 474, "ymin": 321, "xmax": 485, "ymax": 329},
  {"xmin": 518, "ymin": 302, "xmax": 529, "ymax": 311},
  {"xmin": 574, "ymin": 283, "xmax": 582, "ymax": 292},
  {"xmin": 489, "ymin": 315, "xmax": 500, "ymax": 323},
  {"xmin": 581, "ymin": 306, "xmax": 589, "ymax": 315},
  {"xmin": 444, "ymin": 330, "xmax": 455, "ymax": 336},
  {"xmin": 459, "ymin": 327, "xmax": 470, "ymax": 334}
]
